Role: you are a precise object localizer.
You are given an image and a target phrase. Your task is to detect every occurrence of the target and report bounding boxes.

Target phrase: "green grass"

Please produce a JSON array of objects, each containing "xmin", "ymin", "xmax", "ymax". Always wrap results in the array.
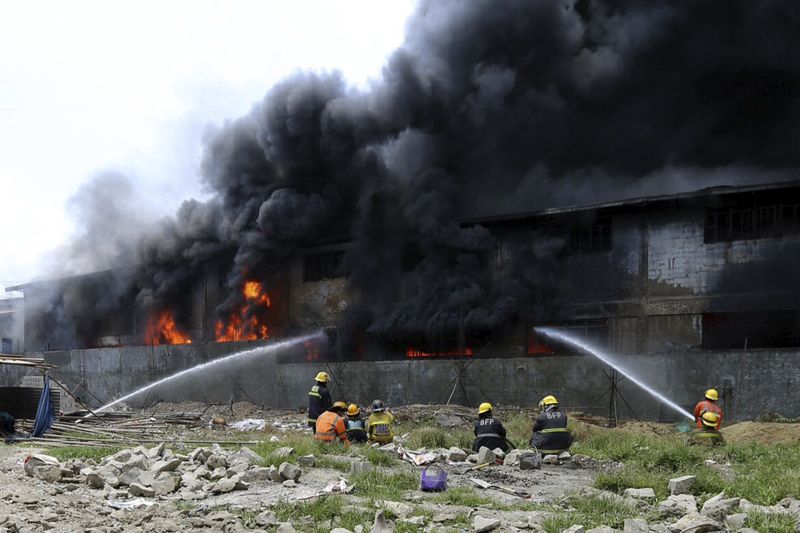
[
  {"xmin": 364, "ymin": 446, "xmax": 399, "ymax": 466},
  {"xmin": 745, "ymin": 511, "xmax": 797, "ymax": 533},
  {"xmin": 575, "ymin": 427, "xmax": 800, "ymax": 505},
  {"xmin": 403, "ymin": 426, "xmax": 473, "ymax": 450},
  {"xmin": 430, "ymin": 486, "xmax": 493, "ymax": 507},
  {"xmin": 272, "ymin": 495, "xmax": 373, "ymax": 533},
  {"xmin": 45, "ymin": 446, "xmax": 123, "ymax": 461},
  {"xmin": 250, "ymin": 435, "xmax": 350, "ymax": 466},
  {"xmin": 541, "ymin": 493, "xmax": 639, "ymax": 533},
  {"xmin": 317, "ymin": 456, "xmax": 351, "ymax": 472},
  {"xmin": 349, "ymin": 470, "xmax": 418, "ymax": 501}
]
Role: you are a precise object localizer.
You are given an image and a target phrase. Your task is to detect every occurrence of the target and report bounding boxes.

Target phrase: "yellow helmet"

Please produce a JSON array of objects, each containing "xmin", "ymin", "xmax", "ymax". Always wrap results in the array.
[
  {"xmin": 315, "ymin": 371, "xmax": 329, "ymax": 383},
  {"xmin": 332, "ymin": 400, "xmax": 347, "ymax": 411},
  {"xmin": 347, "ymin": 403, "xmax": 360, "ymax": 416},
  {"xmin": 701, "ymin": 411, "xmax": 719, "ymax": 427},
  {"xmin": 705, "ymin": 388, "xmax": 719, "ymax": 401},
  {"xmin": 539, "ymin": 395, "xmax": 558, "ymax": 408},
  {"xmin": 478, "ymin": 402, "xmax": 493, "ymax": 415}
]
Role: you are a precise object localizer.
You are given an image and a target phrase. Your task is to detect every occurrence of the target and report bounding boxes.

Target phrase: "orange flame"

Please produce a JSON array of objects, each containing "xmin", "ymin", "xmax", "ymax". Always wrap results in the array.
[
  {"xmin": 145, "ymin": 310, "xmax": 192, "ymax": 345},
  {"xmin": 406, "ymin": 347, "xmax": 474, "ymax": 358},
  {"xmin": 215, "ymin": 280, "xmax": 271, "ymax": 342},
  {"xmin": 304, "ymin": 340, "xmax": 321, "ymax": 361}
]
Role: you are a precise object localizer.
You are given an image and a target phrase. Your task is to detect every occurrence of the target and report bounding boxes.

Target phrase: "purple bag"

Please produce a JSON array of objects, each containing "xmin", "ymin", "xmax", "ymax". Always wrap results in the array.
[{"xmin": 420, "ymin": 465, "xmax": 447, "ymax": 492}]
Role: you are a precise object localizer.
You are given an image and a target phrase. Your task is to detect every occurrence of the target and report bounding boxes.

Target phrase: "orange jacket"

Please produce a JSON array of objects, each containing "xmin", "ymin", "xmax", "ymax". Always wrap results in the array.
[
  {"xmin": 694, "ymin": 400, "xmax": 723, "ymax": 429},
  {"xmin": 314, "ymin": 411, "xmax": 350, "ymax": 445}
]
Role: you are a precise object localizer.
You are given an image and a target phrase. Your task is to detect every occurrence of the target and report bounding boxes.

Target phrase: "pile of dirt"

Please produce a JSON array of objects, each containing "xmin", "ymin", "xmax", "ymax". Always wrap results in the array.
[
  {"xmin": 721, "ymin": 421, "xmax": 800, "ymax": 445},
  {"xmin": 615, "ymin": 421, "xmax": 680, "ymax": 437}
]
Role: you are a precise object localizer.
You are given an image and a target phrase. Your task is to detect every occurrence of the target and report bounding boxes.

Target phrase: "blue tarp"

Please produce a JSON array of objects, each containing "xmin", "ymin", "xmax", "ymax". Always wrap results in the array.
[{"xmin": 32, "ymin": 374, "xmax": 55, "ymax": 438}]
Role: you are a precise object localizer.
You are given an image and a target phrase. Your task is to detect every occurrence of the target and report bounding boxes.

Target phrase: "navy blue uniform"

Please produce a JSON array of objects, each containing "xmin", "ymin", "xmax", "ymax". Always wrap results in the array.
[
  {"xmin": 530, "ymin": 406, "xmax": 573, "ymax": 454},
  {"xmin": 308, "ymin": 383, "xmax": 332, "ymax": 427},
  {"xmin": 472, "ymin": 415, "xmax": 509, "ymax": 452}
]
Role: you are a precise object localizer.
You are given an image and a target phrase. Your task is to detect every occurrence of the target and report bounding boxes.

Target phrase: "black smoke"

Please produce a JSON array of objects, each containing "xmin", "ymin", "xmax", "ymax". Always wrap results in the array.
[{"xmin": 32, "ymin": 0, "xmax": 800, "ymax": 349}]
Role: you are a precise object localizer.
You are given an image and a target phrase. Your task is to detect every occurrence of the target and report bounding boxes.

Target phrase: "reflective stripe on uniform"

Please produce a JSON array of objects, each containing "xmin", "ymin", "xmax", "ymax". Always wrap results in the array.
[
  {"xmin": 475, "ymin": 433, "xmax": 503, "ymax": 439},
  {"xmin": 540, "ymin": 428, "xmax": 569, "ymax": 433},
  {"xmin": 538, "ymin": 448, "xmax": 567, "ymax": 454}
]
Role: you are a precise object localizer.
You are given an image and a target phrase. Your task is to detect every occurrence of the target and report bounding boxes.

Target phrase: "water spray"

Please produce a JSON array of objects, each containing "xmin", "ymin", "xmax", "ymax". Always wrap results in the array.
[
  {"xmin": 535, "ymin": 327, "xmax": 694, "ymax": 421},
  {"xmin": 86, "ymin": 332, "xmax": 323, "ymax": 417}
]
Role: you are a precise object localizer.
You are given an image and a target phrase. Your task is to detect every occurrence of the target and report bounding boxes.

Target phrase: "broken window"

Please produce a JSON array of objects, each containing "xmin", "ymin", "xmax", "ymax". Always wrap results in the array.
[
  {"xmin": 705, "ymin": 202, "xmax": 800, "ymax": 243},
  {"xmin": 568, "ymin": 217, "xmax": 612, "ymax": 254},
  {"xmin": 303, "ymin": 250, "xmax": 346, "ymax": 282},
  {"xmin": 702, "ymin": 310, "xmax": 800, "ymax": 349}
]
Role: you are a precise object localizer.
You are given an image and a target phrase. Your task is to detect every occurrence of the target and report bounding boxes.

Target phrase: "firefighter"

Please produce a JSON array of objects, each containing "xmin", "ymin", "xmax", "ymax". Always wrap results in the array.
[
  {"xmin": 307, "ymin": 371, "xmax": 332, "ymax": 428},
  {"xmin": 345, "ymin": 403, "xmax": 368, "ymax": 444},
  {"xmin": 694, "ymin": 388, "xmax": 723, "ymax": 430},
  {"xmin": 314, "ymin": 401, "xmax": 350, "ymax": 445},
  {"xmin": 367, "ymin": 399, "xmax": 395, "ymax": 444},
  {"xmin": 530, "ymin": 395, "xmax": 573, "ymax": 455},
  {"xmin": 690, "ymin": 411, "xmax": 725, "ymax": 446},
  {"xmin": 472, "ymin": 402, "xmax": 510, "ymax": 453}
]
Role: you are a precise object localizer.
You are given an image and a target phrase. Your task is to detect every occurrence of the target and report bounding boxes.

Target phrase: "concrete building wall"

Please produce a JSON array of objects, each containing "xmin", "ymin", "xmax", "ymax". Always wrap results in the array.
[
  {"xmin": 0, "ymin": 298, "xmax": 24, "ymax": 354},
  {"xmin": 1, "ymin": 341, "xmax": 797, "ymax": 422}
]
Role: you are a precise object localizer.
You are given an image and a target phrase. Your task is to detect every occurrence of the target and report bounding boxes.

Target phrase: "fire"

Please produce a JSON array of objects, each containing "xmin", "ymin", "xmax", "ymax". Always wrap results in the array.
[
  {"xmin": 215, "ymin": 280, "xmax": 271, "ymax": 342},
  {"xmin": 406, "ymin": 347, "xmax": 474, "ymax": 358},
  {"xmin": 304, "ymin": 340, "xmax": 321, "ymax": 361},
  {"xmin": 145, "ymin": 310, "xmax": 192, "ymax": 345},
  {"xmin": 527, "ymin": 331, "xmax": 555, "ymax": 356}
]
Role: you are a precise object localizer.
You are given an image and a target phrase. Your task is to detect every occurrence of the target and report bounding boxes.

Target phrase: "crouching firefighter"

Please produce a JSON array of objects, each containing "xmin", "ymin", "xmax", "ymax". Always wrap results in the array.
[
  {"xmin": 345, "ymin": 403, "xmax": 368, "ymax": 444},
  {"xmin": 315, "ymin": 401, "xmax": 350, "ymax": 445},
  {"xmin": 472, "ymin": 402, "xmax": 510, "ymax": 453},
  {"xmin": 690, "ymin": 411, "xmax": 725, "ymax": 446},
  {"xmin": 308, "ymin": 371, "xmax": 332, "ymax": 428},
  {"xmin": 531, "ymin": 395, "xmax": 573, "ymax": 455}
]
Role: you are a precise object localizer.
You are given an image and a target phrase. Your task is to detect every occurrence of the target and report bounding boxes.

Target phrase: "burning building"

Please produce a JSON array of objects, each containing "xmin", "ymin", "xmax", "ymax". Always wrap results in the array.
[{"xmin": 5, "ymin": 0, "xmax": 800, "ymax": 420}]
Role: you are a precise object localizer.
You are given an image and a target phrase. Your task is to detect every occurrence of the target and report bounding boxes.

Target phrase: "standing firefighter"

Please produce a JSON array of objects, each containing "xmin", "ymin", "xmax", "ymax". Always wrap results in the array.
[
  {"xmin": 345, "ymin": 403, "xmax": 368, "ymax": 444},
  {"xmin": 472, "ymin": 402, "xmax": 510, "ymax": 452},
  {"xmin": 690, "ymin": 411, "xmax": 725, "ymax": 446},
  {"xmin": 367, "ymin": 399, "xmax": 395, "ymax": 444},
  {"xmin": 694, "ymin": 388, "xmax": 723, "ymax": 430},
  {"xmin": 531, "ymin": 395, "xmax": 573, "ymax": 455},
  {"xmin": 315, "ymin": 401, "xmax": 350, "ymax": 445},
  {"xmin": 308, "ymin": 371, "xmax": 332, "ymax": 428}
]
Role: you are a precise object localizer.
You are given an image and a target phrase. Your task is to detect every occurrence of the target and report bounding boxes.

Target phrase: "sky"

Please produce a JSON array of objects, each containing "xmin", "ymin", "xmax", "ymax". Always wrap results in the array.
[{"xmin": 0, "ymin": 0, "xmax": 417, "ymax": 298}]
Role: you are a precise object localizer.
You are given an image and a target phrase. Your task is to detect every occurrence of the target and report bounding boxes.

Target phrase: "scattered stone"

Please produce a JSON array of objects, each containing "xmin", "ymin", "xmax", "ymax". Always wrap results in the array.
[
  {"xmin": 350, "ymin": 461, "xmax": 373, "ymax": 474},
  {"xmin": 128, "ymin": 483, "xmax": 155, "ymax": 497},
  {"xmin": 542, "ymin": 454, "xmax": 560, "ymax": 465},
  {"xmin": 432, "ymin": 511, "xmax": 458, "ymax": 523},
  {"xmin": 398, "ymin": 516, "xmax": 425, "ymax": 527},
  {"xmin": 370, "ymin": 510, "xmax": 392, "ymax": 533},
  {"xmin": 700, "ymin": 496, "xmax": 740, "ymax": 520},
  {"xmin": 146, "ymin": 443, "xmax": 165, "ymax": 459},
  {"xmin": 378, "ymin": 443, "xmax": 398, "ymax": 454},
  {"xmin": 24, "ymin": 454, "xmax": 60, "ymax": 477},
  {"xmin": 282, "ymin": 479, "xmax": 297, "ymax": 488},
  {"xmin": 331, "ymin": 529, "xmax": 354, "ymax": 533},
  {"xmin": 256, "ymin": 511, "xmax": 278, "ymax": 527},
  {"xmin": 205, "ymin": 454, "xmax": 227, "ymax": 470},
  {"xmin": 476, "ymin": 446, "xmax": 496, "ymax": 465},
  {"xmin": 570, "ymin": 454, "xmax": 596, "ymax": 469},
  {"xmin": 276, "ymin": 522, "xmax": 297, "ymax": 533},
  {"xmin": 562, "ymin": 526, "xmax": 586, "ymax": 533},
  {"xmin": 520, "ymin": 454, "xmax": 542, "ymax": 470},
  {"xmin": 658, "ymin": 494, "xmax": 698, "ymax": 517},
  {"xmin": 151, "ymin": 458, "xmax": 182, "ymax": 474},
  {"xmin": 278, "ymin": 462, "xmax": 301, "ymax": 482},
  {"xmin": 492, "ymin": 447, "xmax": 506, "ymax": 459},
  {"xmin": 435, "ymin": 413, "xmax": 464, "ymax": 428},
  {"xmin": 473, "ymin": 515, "xmax": 501, "ymax": 532},
  {"xmin": 623, "ymin": 488, "xmax": 656, "ymax": 500},
  {"xmin": 737, "ymin": 529, "xmax": 758, "ymax": 533},
  {"xmin": 668, "ymin": 475, "xmax": 696, "ymax": 495},
  {"xmin": 209, "ymin": 466, "xmax": 227, "ymax": 480},
  {"xmin": 241, "ymin": 466, "xmax": 274, "ymax": 483},
  {"xmin": 466, "ymin": 453, "xmax": 479, "ymax": 463},
  {"xmin": 297, "ymin": 455, "xmax": 316, "ymax": 467},
  {"xmin": 152, "ymin": 474, "xmax": 181, "ymax": 495},
  {"xmin": 85, "ymin": 470, "xmax": 106, "ymax": 489},
  {"xmin": 229, "ymin": 447, "xmax": 262, "ymax": 465},
  {"xmin": 724, "ymin": 514, "xmax": 747, "ymax": 530},
  {"xmin": 623, "ymin": 518, "xmax": 649, "ymax": 533},
  {"xmin": 212, "ymin": 477, "xmax": 238, "ymax": 493},
  {"xmin": 586, "ymin": 527, "xmax": 615, "ymax": 533},
  {"xmin": 667, "ymin": 514, "xmax": 721, "ymax": 533},
  {"xmin": 381, "ymin": 501, "xmax": 413, "ymax": 518},
  {"xmin": 447, "ymin": 447, "xmax": 468, "ymax": 462},
  {"xmin": 269, "ymin": 465, "xmax": 282, "ymax": 482},
  {"xmin": 273, "ymin": 447, "xmax": 295, "ymax": 459},
  {"xmin": 558, "ymin": 451, "xmax": 572, "ymax": 460}
]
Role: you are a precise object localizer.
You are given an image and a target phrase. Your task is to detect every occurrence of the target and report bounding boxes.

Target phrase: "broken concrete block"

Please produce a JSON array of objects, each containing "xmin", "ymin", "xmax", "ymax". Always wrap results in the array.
[
  {"xmin": 128, "ymin": 483, "xmax": 156, "ymax": 497},
  {"xmin": 542, "ymin": 454, "xmax": 559, "ymax": 465},
  {"xmin": 152, "ymin": 474, "xmax": 181, "ymax": 495},
  {"xmin": 492, "ymin": 447, "xmax": 506, "ymax": 459},
  {"xmin": 622, "ymin": 518, "xmax": 648, "ymax": 533},
  {"xmin": 228, "ymin": 446, "xmax": 261, "ymax": 466},
  {"xmin": 371, "ymin": 510, "xmax": 392, "ymax": 533},
  {"xmin": 150, "ymin": 457, "xmax": 182, "ymax": 474},
  {"xmin": 668, "ymin": 475, "xmax": 696, "ymax": 495},
  {"xmin": 447, "ymin": 447, "xmax": 468, "ymax": 462},
  {"xmin": 476, "ymin": 446, "xmax": 496, "ymax": 465},
  {"xmin": 473, "ymin": 515, "xmax": 501, "ymax": 532},
  {"xmin": 558, "ymin": 451, "xmax": 571, "ymax": 460},
  {"xmin": 623, "ymin": 487, "xmax": 656, "ymax": 500},
  {"xmin": 350, "ymin": 461, "xmax": 373, "ymax": 474},
  {"xmin": 381, "ymin": 500, "xmax": 413, "ymax": 517},
  {"xmin": 586, "ymin": 527, "xmax": 615, "ymax": 533},
  {"xmin": 657, "ymin": 494, "xmax": 698, "ymax": 517},
  {"xmin": 278, "ymin": 462, "xmax": 301, "ymax": 482},
  {"xmin": 724, "ymin": 513, "xmax": 747, "ymax": 530},
  {"xmin": 256, "ymin": 511, "xmax": 278, "ymax": 527},
  {"xmin": 668, "ymin": 515, "xmax": 722, "ymax": 533},
  {"xmin": 519, "ymin": 454, "xmax": 541, "ymax": 470},
  {"xmin": 700, "ymin": 496, "xmax": 740, "ymax": 520},
  {"xmin": 204, "ymin": 454, "xmax": 227, "ymax": 470},
  {"xmin": 273, "ymin": 447, "xmax": 295, "ymax": 459},
  {"xmin": 297, "ymin": 455, "xmax": 316, "ymax": 467},
  {"xmin": 241, "ymin": 466, "xmax": 274, "ymax": 483},
  {"xmin": 32, "ymin": 465, "xmax": 62, "ymax": 483}
]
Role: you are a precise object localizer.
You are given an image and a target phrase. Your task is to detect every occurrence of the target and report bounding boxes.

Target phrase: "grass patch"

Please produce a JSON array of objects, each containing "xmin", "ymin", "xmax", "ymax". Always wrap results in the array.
[
  {"xmin": 272, "ymin": 495, "xmax": 372, "ymax": 533},
  {"xmin": 745, "ymin": 511, "xmax": 797, "ymax": 533},
  {"xmin": 45, "ymin": 446, "xmax": 123, "ymax": 461},
  {"xmin": 541, "ymin": 493, "xmax": 639, "ymax": 533},
  {"xmin": 431, "ymin": 486, "xmax": 493, "ymax": 507},
  {"xmin": 363, "ymin": 447, "xmax": 398, "ymax": 466},
  {"xmin": 317, "ymin": 456, "xmax": 351, "ymax": 473},
  {"xmin": 250, "ymin": 435, "xmax": 350, "ymax": 466},
  {"xmin": 349, "ymin": 470, "xmax": 418, "ymax": 501},
  {"xmin": 404, "ymin": 426, "xmax": 472, "ymax": 450}
]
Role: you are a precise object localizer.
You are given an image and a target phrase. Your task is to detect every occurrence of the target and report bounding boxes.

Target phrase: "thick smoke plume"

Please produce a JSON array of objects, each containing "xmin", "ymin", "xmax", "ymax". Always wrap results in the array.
[{"xmin": 32, "ymin": 0, "xmax": 800, "ymax": 348}]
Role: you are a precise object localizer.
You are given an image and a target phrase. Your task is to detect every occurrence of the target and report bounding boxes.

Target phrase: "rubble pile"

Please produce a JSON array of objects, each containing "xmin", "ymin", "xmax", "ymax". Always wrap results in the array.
[{"xmin": 24, "ymin": 443, "xmax": 302, "ymax": 500}]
